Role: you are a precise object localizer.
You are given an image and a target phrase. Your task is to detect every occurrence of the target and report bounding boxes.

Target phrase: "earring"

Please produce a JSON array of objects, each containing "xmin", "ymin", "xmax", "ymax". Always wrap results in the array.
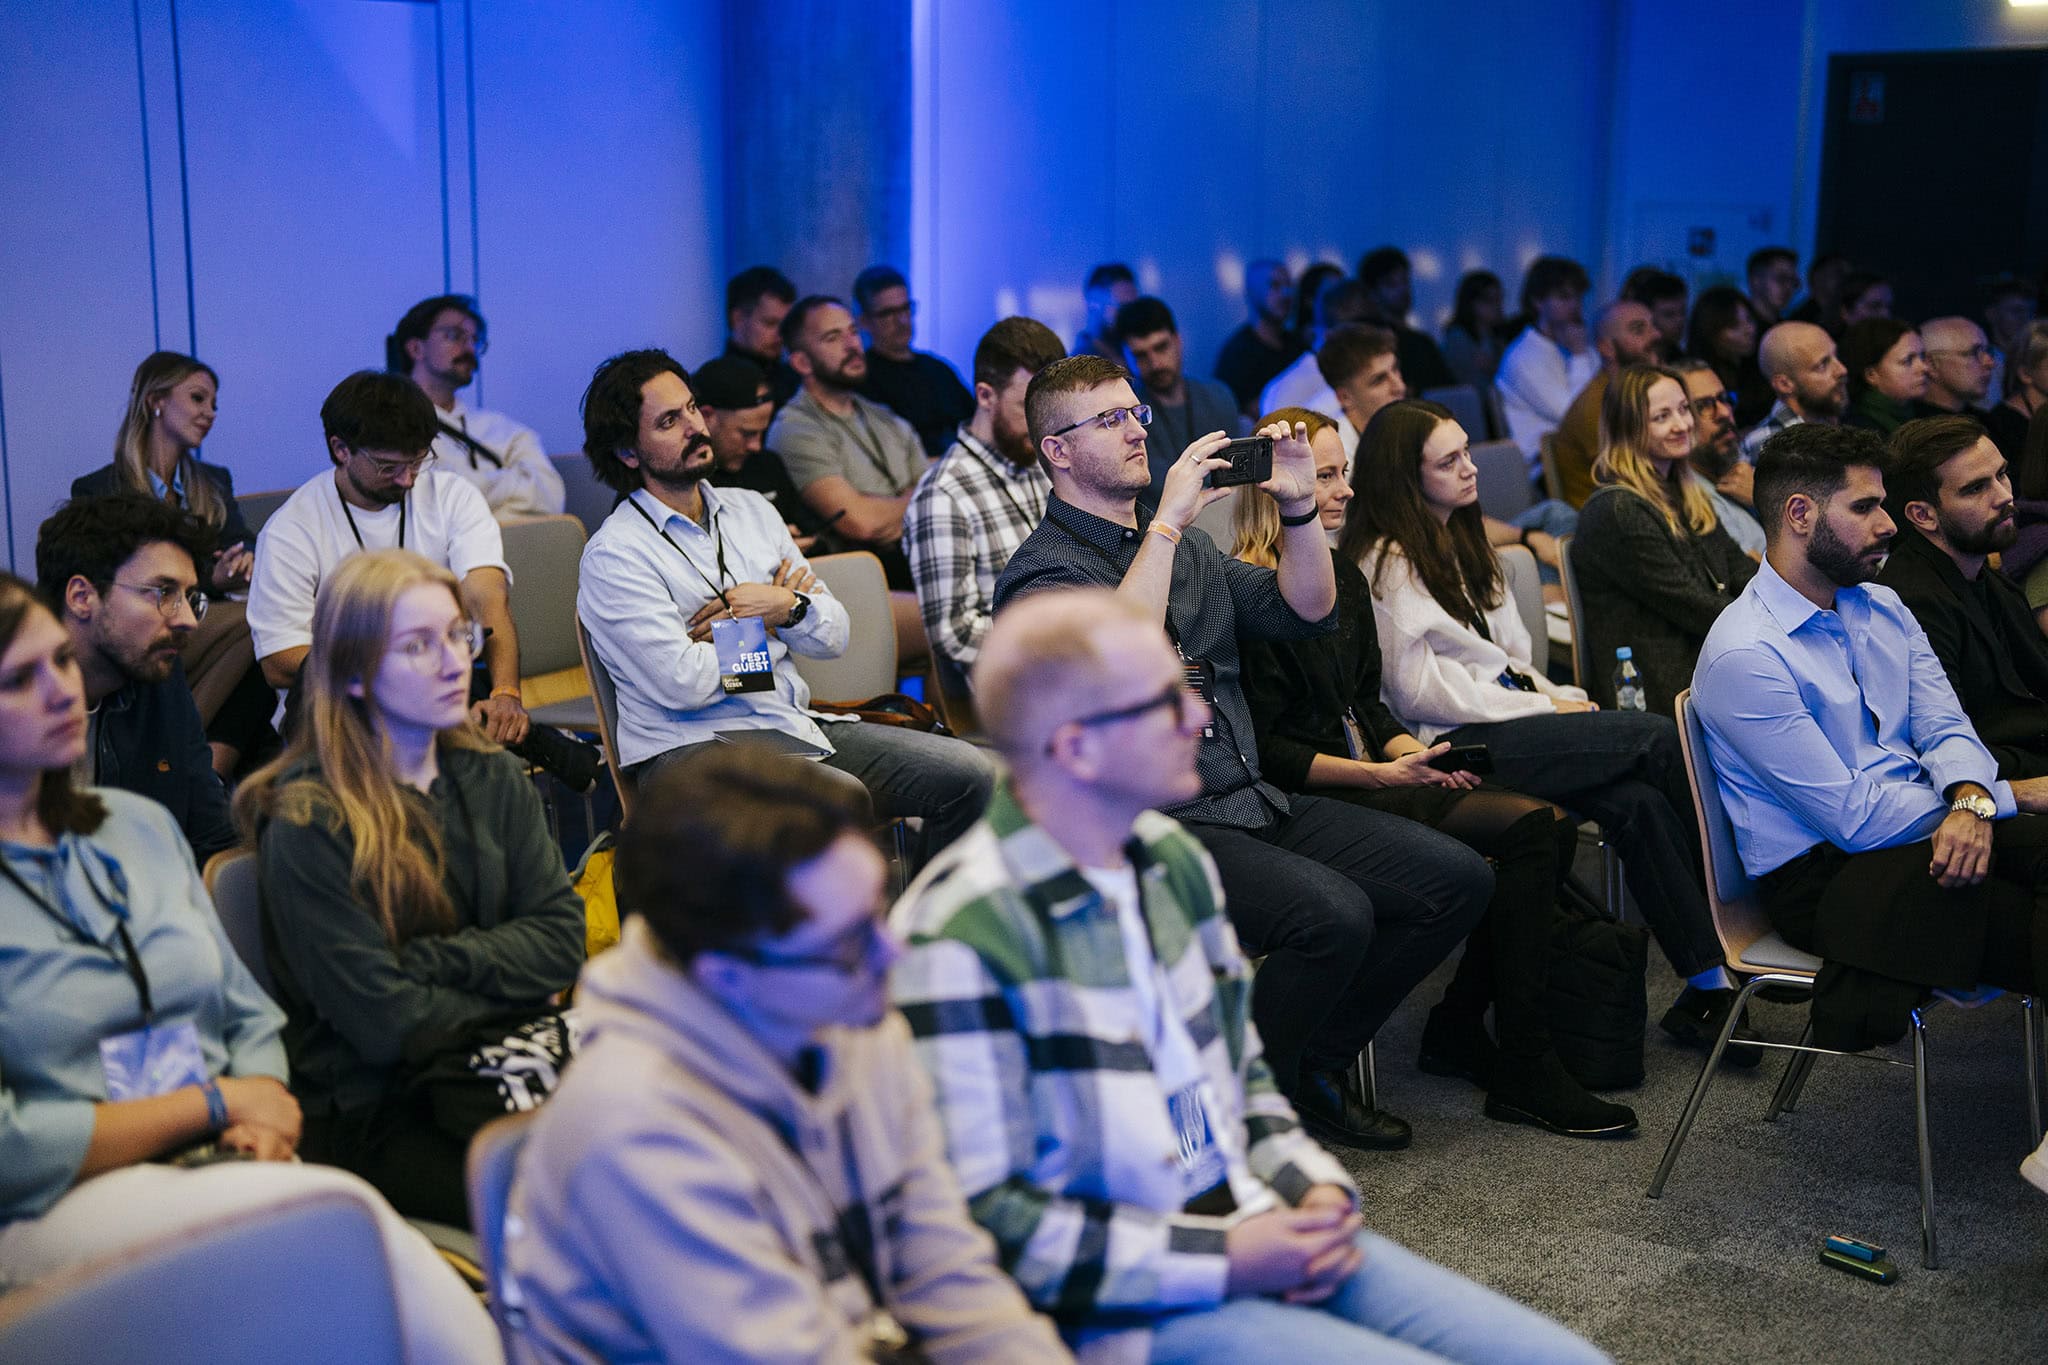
[{"xmin": 153, "ymin": 407, "xmax": 161, "ymax": 418}]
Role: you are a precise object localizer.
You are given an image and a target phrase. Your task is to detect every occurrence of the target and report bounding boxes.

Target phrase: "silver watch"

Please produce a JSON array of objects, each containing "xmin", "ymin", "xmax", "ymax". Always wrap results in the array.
[{"xmin": 1950, "ymin": 792, "xmax": 1996, "ymax": 821}]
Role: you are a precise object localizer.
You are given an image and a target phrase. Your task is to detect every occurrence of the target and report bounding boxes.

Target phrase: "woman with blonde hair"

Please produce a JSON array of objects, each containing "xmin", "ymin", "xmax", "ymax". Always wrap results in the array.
[
  {"xmin": 74, "ymin": 351, "xmax": 273, "ymax": 775},
  {"xmin": 1235, "ymin": 408, "xmax": 1636, "ymax": 1137},
  {"xmin": 235, "ymin": 548, "xmax": 583, "ymax": 1226},
  {"xmin": 1572, "ymin": 364, "xmax": 1755, "ymax": 715}
]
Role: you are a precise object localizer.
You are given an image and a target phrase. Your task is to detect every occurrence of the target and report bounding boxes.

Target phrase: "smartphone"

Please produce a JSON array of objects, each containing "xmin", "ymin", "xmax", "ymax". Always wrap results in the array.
[
  {"xmin": 1824, "ymin": 1234, "xmax": 1885, "ymax": 1263},
  {"xmin": 1205, "ymin": 435, "xmax": 1274, "ymax": 489},
  {"xmin": 1819, "ymin": 1247, "xmax": 1898, "ymax": 1283},
  {"xmin": 1428, "ymin": 744, "xmax": 1495, "ymax": 776}
]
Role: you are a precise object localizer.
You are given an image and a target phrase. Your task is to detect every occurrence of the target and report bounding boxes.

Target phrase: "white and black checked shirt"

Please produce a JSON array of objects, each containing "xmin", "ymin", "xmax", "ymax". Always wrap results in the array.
[
  {"xmin": 1739, "ymin": 399, "xmax": 1808, "ymax": 463},
  {"xmin": 904, "ymin": 428, "xmax": 1050, "ymax": 671},
  {"xmin": 994, "ymin": 494, "xmax": 1336, "ymax": 830}
]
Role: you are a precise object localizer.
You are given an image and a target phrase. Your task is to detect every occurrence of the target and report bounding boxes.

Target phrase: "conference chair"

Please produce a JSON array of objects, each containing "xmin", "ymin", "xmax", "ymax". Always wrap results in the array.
[
  {"xmin": 465, "ymin": 1111, "xmax": 539, "ymax": 1352},
  {"xmin": 1422, "ymin": 384, "xmax": 1486, "ymax": 440},
  {"xmin": 574, "ymin": 615, "xmax": 634, "ymax": 824},
  {"xmin": 234, "ymin": 488, "xmax": 294, "ymax": 538},
  {"xmin": 791, "ymin": 552, "xmax": 896, "ymax": 702},
  {"xmin": 1650, "ymin": 689, "xmax": 2044, "ymax": 1269},
  {"xmin": 1556, "ymin": 534, "xmax": 1594, "ymax": 689},
  {"xmin": 551, "ymin": 453, "xmax": 618, "ymax": 538},
  {"xmin": 500, "ymin": 514, "xmax": 600, "ymax": 843},
  {"xmin": 1472, "ymin": 440, "xmax": 1535, "ymax": 520},
  {"xmin": 0, "ymin": 1190, "xmax": 403, "ymax": 1365},
  {"xmin": 1537, "ymin": 433, "xmax": 1566, "ymax": 503}
]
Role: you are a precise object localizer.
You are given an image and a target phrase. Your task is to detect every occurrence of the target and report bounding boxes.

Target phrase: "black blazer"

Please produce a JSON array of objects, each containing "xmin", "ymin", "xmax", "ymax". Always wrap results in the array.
[
  {"xmin": 72, "ymin": 460, "xmax": 254, "ymax": 593},
  {"xmin": 1573, "ymin": 485, "xmax": 1756, "ymax": 715},
  {"xmin": 1875, "ymin": 524, "xmax": 2048, "ymax": 780}
]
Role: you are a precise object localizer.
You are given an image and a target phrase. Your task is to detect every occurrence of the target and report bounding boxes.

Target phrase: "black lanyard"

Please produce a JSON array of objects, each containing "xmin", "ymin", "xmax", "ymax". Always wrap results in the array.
[
  {"xmin": 821, "ymin": 403, "xmax": 903, "ymax": 490},
  {"xmin": 0, "ymin": 852, "xmax": 154, "ymax": 1022},
  {"xmin": 960, "ymin": 433, "xmax": 1041, "ymax": 531},
  {"xmin": 437, "ymin": 417, "xmax": 505, "ymax": 470},
  {"xmin": 627, "ymin": 493, "xmax": 736, "ymax": 613},
  {"xmin": 339, "ymin": 486, "xmax": 407, "ymax": 551}
]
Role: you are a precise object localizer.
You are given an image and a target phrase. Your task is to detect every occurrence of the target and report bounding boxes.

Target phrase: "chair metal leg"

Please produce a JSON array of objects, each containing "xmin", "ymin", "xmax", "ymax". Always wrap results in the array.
[
  {"xmin": 1765, "ymin": 1021, "xmax": 1817, "ymax": 1121},
  {"xmin": 1649, "ymin": 976, "xmax": 1770, "ymax": 1198},
  {"xmin": 1354, "ymin": 1040, "xmax": 1379, "ymax": 1111},
  {"xmin": 1911, "ymin": 1007, "xmax": 1938, "ymax": 1270},
  {"xmin": 2023, "ymin": 995, "xmax": 2043, "ymax": 1144}
]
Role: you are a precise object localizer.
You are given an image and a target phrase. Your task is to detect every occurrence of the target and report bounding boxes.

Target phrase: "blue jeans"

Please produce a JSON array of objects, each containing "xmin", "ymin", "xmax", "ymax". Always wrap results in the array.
[{"xmin": 1148, "ymin": 1231, "xmax": 1607, "ymax": 1363}]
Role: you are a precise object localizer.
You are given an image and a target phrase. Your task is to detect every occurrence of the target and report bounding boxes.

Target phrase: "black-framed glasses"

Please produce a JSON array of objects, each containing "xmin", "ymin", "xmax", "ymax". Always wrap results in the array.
[
  {"xmin": 1689, "ymin": 391, "xmax": 1734, "ymax": 415},
  {"xmin": 728, "ymin": 914, "xmax": 893, "ymax": 975},
  {"xmin": 430, "ymin": 324, "xmax": 488, "ymax": 355},
  {"xmin": 1047, "ymin": 681, "xmax": 1188, "ymax": 754},
  {"xmin": 1926, "ymin": 345, "xmax": 1992, "ymax": 362},
  {"xmin": 113, "ymin": 580, "xmax": 207, "ymax": 622},
  {"xmin": 1047, "ymin": 404, "xmax": 1152, "ymax": 439}
]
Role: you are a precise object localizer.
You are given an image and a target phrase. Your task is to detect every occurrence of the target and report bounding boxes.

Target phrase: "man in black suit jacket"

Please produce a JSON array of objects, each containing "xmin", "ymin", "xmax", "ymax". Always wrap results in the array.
[{"xmin": 1878, "ymin": 415, "xmax": 2048, "ymax": 781}]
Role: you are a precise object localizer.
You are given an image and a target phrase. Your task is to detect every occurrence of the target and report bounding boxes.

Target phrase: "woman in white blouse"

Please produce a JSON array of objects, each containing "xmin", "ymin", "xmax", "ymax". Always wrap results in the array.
[{"xmin": 1338, "ymin": 399, "xmax": 1755, "ymax": 1064}]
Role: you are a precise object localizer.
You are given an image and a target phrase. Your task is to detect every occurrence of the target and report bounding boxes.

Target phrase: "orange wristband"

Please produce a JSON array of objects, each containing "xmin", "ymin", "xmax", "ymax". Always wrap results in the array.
[
  {"xmin": 488, "ymin": 686, "xmax": 521, "ymax": 701},
  {"xmin": 1148, "ymin": 520, "xmax": 1183, "ymax": 545}
]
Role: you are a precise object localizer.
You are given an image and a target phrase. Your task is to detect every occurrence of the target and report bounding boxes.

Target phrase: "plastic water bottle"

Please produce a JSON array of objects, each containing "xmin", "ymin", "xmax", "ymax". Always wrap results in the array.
[{"xmin": 1613, "ymin": 647, "xmax": 1646, "ymax": 712}]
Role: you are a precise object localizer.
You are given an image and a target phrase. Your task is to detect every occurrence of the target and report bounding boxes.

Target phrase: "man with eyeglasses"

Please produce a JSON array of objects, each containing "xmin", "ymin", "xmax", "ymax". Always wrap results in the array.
[
  {"xmin": 889, "ymin": 590, "xmax": 1604, "ymax": 1363},
  {"xmin": 1918, "ymin": 316, "xmax": 1999, "ymax": 418},
  {"xmin": 1740, "ymin": 322, "xmax": 1850, "ymax": 462},
  {"xmin": 386, "ymin": 294, "xmax": 565, "ymax": 520},
  {"xmin": 994, "ymin": 355, "xmax": 1491, "ymax": 1150},
  {"xmin": 1672, "ymin": 357, "xmax": 1766, "ymax": 556},
  {"xmin": 852, "ymin": 265, "xmax": 974, "ymax": 463},
  {"xmin": 34, "ymin": 493, "xmax": 239, "ymax": 862},
  {"xmin": 247, "ymin": 372, "xmax": 600, "ymax": 788}
]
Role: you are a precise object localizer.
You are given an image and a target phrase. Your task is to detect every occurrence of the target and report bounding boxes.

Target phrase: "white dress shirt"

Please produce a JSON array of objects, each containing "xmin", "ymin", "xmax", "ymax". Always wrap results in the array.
[
  {"xmin": 1496, "ymin": 328, "xmax": 1599, "ymax": 471},
  {"xmin": 430, "ymin": 397, "xmax": 565, "ymax": 520},
  {"xmin": 1257, "ymin": 350, "xmax": 1339, "ymax": 421},
  {"xmin": 247, "ymin": 468, "xmax": 507, "ymax": 661},
  {"xmin": 576, "ymin": 484, "xmax": 852, "ymax": 767}
]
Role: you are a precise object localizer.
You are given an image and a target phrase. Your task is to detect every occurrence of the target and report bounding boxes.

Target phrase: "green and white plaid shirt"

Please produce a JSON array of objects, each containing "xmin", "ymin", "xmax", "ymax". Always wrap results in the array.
[{"xmin": 887, "ymin": 782, "xmax": 1355, "ymax": 1352}]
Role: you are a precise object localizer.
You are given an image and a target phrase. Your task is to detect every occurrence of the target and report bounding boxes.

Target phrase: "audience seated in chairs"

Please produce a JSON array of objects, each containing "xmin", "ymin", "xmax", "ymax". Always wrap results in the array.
[
  {"xmin": 506, "ymin": 746, "xmax": 1068, "ymax": 1363},
  {"xmin": 0, "ymin": 572, "xmax": 497, "ymax": 1361},
  {"xmin": 1233, "ymin": 409, "xmax": 1635, "ymax": 1138},
  {"xmin": 852, "ymin": 264, "xmax": 976, "ymax": 463},
  {"xmin": 1340, "ymin": 398, "xmax": 1760, "ymax": 1065},
  {"xmin": 74, "ymin": 351, "xmax": 275, "ymax": 777},
  {"xmin": 1547, "ymin": 300, "xmax": 1661, "ymax": 510},
  {"xmin": 1572, "ymin": 366, "xmax": 1758, "ymax": 715},
  {"xmin": 234, "ymin": 550, "xmax": 586, "ymax": 1228},
  {"xmin": 1315, "ymin": 322, "xmax": 1407, "ymax": 465},
  {"xmin": 721, "ymin": 264, "xmax": 801, "ymax": 409},
  {"xmin": 1669, "ymin": 357, "xmax": 1767, "ymax": 557},
  {"xmin": 888, "ymin": 588, "xmax": 1608, "ymax": 1363},
  {"xmin": 1495, "ymin": 255, "xmax": 1597, "ymax": 478},
  {"xmin": 1120, "ymin": 294, "xmax": 1252, "ymax": 506},
  {"xmin": 1917, "ymin": 316, "xmax": 1999, "ymax": 418},
  {"xmin": 1691, "ymin": 423, "xmax": 2048, "ymax": 1085},
  {"xmin": 1260, "ymin": 276, "xmax": 1371, "ymax": 418},
  {"xmin": 1074, "ymin": 261, "xmax": 1138, "ymax": 362},
  {"xmin": 1355, "ymin": 245, "xmax": 1460, "ymax": 394},
  {"xmin": 995, "ymin": 356, "xmax": 1491, "ymax": 1150},
  {"xmin": 1620, "ymin": 266, "xmax": 1687, "ymax": 363},
  {"xmin": 1681, "ymin": 286, "xmax": 1764, "ymax": 428},
  {"xmin": 693, "ymin": 354, "xmax": 829, "ymax": 550},
  {"xmin": 1440, "ymin": 269, "xmax": 1507, "ymax": 397},
  {"xmin": 574, "ymin": 349, "xmax": 995, "ymax": 858},
  {"xmin": 34, "ymin": 495, "xmax": 240, "ymax": 864},
  {"xmin": 904, "ymin": 316, "xmax": 1065, "ymax": 684},
  {"xmin": 1983, "ymin": 320, "xmax": 2048, "ymax": 462},
  {"xmin": 388, "ymin": 293, "xmax": 567, "ymax": 521}
]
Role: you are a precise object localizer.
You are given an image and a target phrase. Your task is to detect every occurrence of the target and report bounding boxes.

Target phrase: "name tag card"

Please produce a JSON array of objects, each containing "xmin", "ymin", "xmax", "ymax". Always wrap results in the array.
[
  {"xmin": 100, "ymin": 1020, "xmax": 207, "ymax": 1101},
  {"xmin": 713, "ymin": 616, "xmax": 775, "ymax": 694}
]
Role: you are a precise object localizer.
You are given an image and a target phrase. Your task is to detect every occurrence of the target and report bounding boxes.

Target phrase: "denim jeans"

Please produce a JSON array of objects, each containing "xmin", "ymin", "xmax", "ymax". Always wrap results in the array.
[{"xmin": 1147, "ymin": 1231, "xmax": 1608, "ymax": 1363}]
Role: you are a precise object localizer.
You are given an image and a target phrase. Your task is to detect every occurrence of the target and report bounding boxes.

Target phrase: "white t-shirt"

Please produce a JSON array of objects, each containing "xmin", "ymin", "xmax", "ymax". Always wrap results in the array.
[
  {"xmin": 430, "ymin": 397, "xmax": 566, "ymax": 520},
  {"xmin": 1258, "ymin": 350, "xmax": 1340, "ymax": 422},
  {"xmin": 247, "ymin": 468, "xmax": 509, "ymax": 660}
]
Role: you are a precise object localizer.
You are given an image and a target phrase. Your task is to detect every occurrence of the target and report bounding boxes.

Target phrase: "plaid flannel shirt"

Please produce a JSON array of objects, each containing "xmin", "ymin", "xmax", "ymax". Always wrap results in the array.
[
  {"xmin": 1739, "ymin": 399, "xmax": 1808, "ymax": 463},
  {"xmin": 904, "ymin": 429, "xmax": 1051, "ymax": 671},
  {"xmin": 887, "ymin": 782, "xmax": 1355, "ymax": 1356}
]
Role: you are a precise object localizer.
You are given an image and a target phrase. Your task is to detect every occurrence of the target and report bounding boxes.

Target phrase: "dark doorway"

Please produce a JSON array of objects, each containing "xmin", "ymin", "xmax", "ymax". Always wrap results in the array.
[{"xmin": 1817, "ymin": 48, "xmax": 2048, "ymax": 321}]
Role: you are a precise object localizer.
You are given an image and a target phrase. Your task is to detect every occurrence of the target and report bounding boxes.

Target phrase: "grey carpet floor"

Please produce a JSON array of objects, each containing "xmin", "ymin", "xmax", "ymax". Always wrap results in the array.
[{"xmin": 1336, "ymin": 962, "xmax": 2048, "ymax": 1364}]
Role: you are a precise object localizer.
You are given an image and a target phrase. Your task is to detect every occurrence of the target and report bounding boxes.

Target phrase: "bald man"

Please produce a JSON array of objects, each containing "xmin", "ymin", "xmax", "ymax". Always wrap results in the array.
[
  {"xmin": 888, "ymin": 589, "xmax": 1607, "ymax": 1365},
  {"xmin": 1549, "ymin": 300, "xmax": 1662, "ymax": 508},
  {"xmin": 1920, "ymin": 316, "xmax": 1998, "ymax": 416},
  {"xmin": 1740, "ymin": 321, "xmax": 1850, "ymax": 461}
]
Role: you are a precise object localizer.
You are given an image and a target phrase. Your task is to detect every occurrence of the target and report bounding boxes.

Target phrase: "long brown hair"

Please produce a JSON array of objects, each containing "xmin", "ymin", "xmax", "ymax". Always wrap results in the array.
[
  {"xmin": 114, "ymin": 352, "xmax": 227, "ymax": 532},
  {"xmin": 1595, "ymin": 364, "xmax": 1718, "ymax": 537},
  {"xmin": 0, "ymin": 575, "xmax": 105, "ymax": 837},
  {"xmin": 234, "ymin": 550, "xmax": 492, "ymax": 944},
  {"xmin": 1337, "ymin": 400, "xmax": 1502, "ymax": 626},
  {"xmin": 1231, "ymin": 407, "xmax": 1337, "ymax": 568}
]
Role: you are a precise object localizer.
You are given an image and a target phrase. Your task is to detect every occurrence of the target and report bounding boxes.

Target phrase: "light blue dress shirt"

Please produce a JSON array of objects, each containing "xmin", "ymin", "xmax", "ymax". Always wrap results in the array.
[
  {"xmin": 0, "ymin": 791, "xmax": 286, "ymax": 1222},
  {"xmin": 146, "ymin": 464, "xmax": 185, "ymax": 504},
  {"xmin": 1691, "ymin": 558, "xmax": 2013, "ymax": 879},
  {"xmin": 576, "ymin": 484, "xmax": 852, "ymax": 767}
]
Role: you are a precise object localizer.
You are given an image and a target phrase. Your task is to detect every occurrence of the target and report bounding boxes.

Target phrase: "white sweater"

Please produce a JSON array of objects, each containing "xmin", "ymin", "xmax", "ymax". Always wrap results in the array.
[{"xmin": 1360, "ymin": 543, "xmax": 1586, "ymax": 743}]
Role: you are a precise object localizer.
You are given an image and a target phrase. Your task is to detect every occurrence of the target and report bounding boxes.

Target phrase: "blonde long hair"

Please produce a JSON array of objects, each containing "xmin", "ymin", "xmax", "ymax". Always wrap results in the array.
[
  {"xmin": 114, "ymin": 352, "xmax": 227, "ymax": 532},
  {"xmin": 235, "ymin": 550, "xmax": 492, "ymax": 944},
  {"xmin": 1230, "ymin": 407, "xmax": 1337, "ymax": 568},
  {"xmin": 1594, "ymin": 364, "xmax": 1717, "ymax": 538}
]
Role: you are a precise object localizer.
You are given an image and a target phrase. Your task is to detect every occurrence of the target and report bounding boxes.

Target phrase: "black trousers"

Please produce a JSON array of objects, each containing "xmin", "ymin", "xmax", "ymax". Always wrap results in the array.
[{"xmin": 301, "ymin": 1095, "xmax": 472, "ymax": 1229}]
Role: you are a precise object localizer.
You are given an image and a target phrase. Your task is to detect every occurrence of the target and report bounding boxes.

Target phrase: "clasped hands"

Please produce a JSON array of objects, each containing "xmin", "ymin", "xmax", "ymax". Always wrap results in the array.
[{"xmin": 686, "ymin": 560, "xmax": 821, "ymax": 642}]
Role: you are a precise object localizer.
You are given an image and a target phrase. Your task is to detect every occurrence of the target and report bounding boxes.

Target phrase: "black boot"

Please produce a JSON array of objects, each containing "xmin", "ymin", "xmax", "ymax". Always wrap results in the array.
[
  {"xmin": 1291, "ymin": 1066, "xmax": 1412, "ymax": 1151},
  {"xmin": 1485, "ymin": 1051, "xmax": 1639, "ymax": 1138},
  {"xmin": 1660, "ymin": 986, "xmax": 1764, "ymax": 1068},
  {"xmin": 1417, "ymin": 1005, "xmax": 1503, "ymax": 1090}
]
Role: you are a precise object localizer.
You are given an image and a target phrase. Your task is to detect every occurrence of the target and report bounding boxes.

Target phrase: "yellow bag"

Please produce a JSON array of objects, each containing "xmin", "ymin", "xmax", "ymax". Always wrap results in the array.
[{"xmin": 571, "ymin": 833, "xmax": 620, "ymax": 958}]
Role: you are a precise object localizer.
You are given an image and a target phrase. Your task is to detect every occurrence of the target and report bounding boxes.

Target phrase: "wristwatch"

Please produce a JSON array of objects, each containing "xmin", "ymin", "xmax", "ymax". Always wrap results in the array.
[
  {"xmin": 1950, "ymin": 792, "xmax": 1996, "ymax": 821},
  {"xmin": 784, "ymin": 591, "xmax": 811, "ymax": 627}
]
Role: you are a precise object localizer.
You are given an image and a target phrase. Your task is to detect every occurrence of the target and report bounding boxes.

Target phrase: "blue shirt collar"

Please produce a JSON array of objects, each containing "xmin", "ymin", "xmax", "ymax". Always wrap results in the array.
[
  {"xmin": 632, "ymin": 482, "xmax": 725, "ymax": 535},
  {"xmin": 1750, "ymin": 555, "xmax": 1874, "ymax": 636},
  {"xmin": 146, "ymin": 464, "xmax": 186, "ymax": 503}
]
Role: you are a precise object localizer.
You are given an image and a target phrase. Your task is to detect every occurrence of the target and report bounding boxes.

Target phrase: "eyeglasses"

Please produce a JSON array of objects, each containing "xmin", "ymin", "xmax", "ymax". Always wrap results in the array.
[
  {"xmin": 113, "ymin": 580, "xmax": 207, "ymax": 622},
  {"xmin": 730, "ymin": 914, "xmax": 893, "ymax": 975},
  {"xmin": 1048, "ymin": 681, "xmax": 1190, "ymax": 754},
  {"xmin": 358, "ymin": 450, "xmax": 437, "ymax": 478},
  {"xmin": 430, "ymin": 324, "xmax": 487, "ymax": 355},
  {"xmin": 868, "ymin": 300, "xmax": 916, "ymax": 323},
  {"xmin": 390, "ymin": 619, "xmax": 484, "ymax": 673},
  {"xmin": 1047, "ymin": 404, "xmax": 1152, "ymax": 439},
  {"xmin": 1926, "ymin": 345, "xmax": 1992, "ymax": 362},
  {"xmin": 1688, "ymin": 392, "xmax": 1735, "ymax": 415}
]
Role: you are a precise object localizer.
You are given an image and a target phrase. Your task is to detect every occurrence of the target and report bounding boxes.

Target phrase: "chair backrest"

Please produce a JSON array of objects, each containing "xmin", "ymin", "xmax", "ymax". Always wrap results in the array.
[
  {"xmin": 1537, "ymin": 432, "xmax": 1566, "ymax": 503},
  {"xmin": 1189, "ymin": 494, "xmax": 1237, "ymax": 551},
  {"xmin": 1471, "ymin": 439, "xmax": 1534, "ymax": 520},
  {"xmin": 551, "ymin": 454, "xmax": 618, "ymax": 538},
  {"xmin": 791, "ymin": 551, "xmax": 897, "ymax": 702},
  {"xmin": 202, "ymin": 849, "xmax": 273, "ymax": 996},
  {"xmin": 1497, "ymin": 544, "xmax": 1547, "ymax": 676},
  {"xmin": 235, "ymin": 488, "xmax": 294, "ymax": 537},
  {"xmin": 574, "ymin": 616, "xmax": 633, "ymax": 821},
  {"xmin": 1674, "ymin": 689, "xmax": 1778, "ymax": 967},
  {"xmin": 0, "ymin": 1189, "xmax": 403, "ymax": 1365},
  {"xmin": 1557, "ymin": 532, "xmax": 1594, "ymax": 689},
  {"xmin": 500, "ymin": 514, "xmax": 589, "ymax": 680},
  {"xmin": 465, "ymin": 1110, "xmax": 539, "ymax": 1350},
  {"xmin": 1422, "ymin": 384, "xmax": 1485, "ymax": 439}
]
